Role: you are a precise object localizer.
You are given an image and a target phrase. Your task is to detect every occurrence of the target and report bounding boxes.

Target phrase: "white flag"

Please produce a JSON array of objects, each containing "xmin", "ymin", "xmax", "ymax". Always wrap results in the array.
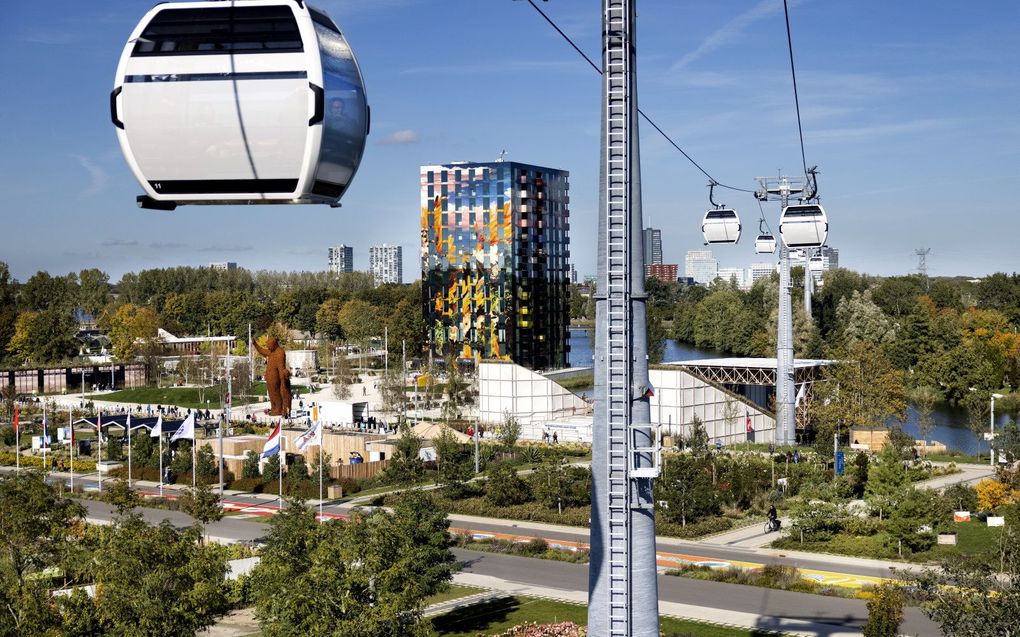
[
  {"xmin": 295, "ymin": 421, "xmax": 321, "ymax": 451},
  {"xmin": 170, "ymin": 413, "xmax": 195, "ymax": 442},
  {"xmin": 150, "ymin": 415, "xmax": 163, "ymax": 438}
]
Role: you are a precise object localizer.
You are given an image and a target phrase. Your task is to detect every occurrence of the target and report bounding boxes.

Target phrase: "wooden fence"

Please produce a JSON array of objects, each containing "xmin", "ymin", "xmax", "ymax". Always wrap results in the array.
[{"xmin": 332, "ymin": 459, "xmax": 389, "ymax": 481}]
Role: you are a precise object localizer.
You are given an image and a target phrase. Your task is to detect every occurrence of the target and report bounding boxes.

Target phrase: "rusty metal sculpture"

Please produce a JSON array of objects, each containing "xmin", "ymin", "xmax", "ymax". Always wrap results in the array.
[{"xmin": 252, "ymin": 336, "xmax": 292, "ymax": 418}]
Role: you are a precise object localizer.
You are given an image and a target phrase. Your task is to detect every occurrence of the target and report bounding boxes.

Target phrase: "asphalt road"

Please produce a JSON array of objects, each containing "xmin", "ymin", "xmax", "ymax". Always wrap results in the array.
[{"xmin": 80, "ymin": 499, "xmax": 941, "ymax": 636}]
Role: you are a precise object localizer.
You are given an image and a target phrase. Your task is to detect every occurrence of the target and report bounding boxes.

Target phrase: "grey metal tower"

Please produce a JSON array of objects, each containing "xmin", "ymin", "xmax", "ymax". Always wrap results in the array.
[
  {"xmin": 803, "ymin": 247, "xmax": 813, "ymax": 317},
  {"xmin": 756, "ymin": 176, "xmax": 805, "ymax": 446},
  {"xmin": 916, "ymin": 247, "xmax": 931, "ymax": 291},
  {"xmin": 588, "ymin": 1, "xmax": 661, "ymax": 635}
]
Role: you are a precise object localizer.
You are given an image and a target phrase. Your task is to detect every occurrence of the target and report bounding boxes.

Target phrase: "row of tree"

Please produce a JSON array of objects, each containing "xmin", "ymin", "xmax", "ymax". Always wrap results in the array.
[
  {"xmin": 0, "ymin": 472, "xmax": 457, "ymax": 636},
  {"xmin": 0, "ymin": 262, "xmax": 428, "ymax": 368}
]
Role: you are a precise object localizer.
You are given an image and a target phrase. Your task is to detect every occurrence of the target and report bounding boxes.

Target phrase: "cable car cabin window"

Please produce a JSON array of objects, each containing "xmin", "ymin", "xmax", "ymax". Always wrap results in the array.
[
  {"xmin": 308, "ymin": 7, "xmax": 340, "ymax": 34},
  {"xmin": 784, "ymin": 209, "xmax": 822, "ymax": 218},
  {"xmin": 706, "ymin": 210, "xmax": 735, "ymax": 219},
  {"xmin": 132, "ymin": 6, "xmax": 303, "ymax": 57}
]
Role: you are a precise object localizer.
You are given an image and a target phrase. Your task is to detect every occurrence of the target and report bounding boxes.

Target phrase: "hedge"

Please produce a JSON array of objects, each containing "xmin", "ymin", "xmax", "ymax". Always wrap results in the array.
[{"xmin": 0, "ymin": 452, "xmax": 97, "ymax": 473}]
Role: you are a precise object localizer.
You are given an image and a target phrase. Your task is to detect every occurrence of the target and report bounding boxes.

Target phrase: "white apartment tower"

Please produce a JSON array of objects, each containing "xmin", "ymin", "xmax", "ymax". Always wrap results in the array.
[
  {"xmin": 328, "ymin": 245, "xmax": 354, "ymax": 274},
  {"xmin": 370, "ymin": 244, "xmax": 402, "ymax": 285}
]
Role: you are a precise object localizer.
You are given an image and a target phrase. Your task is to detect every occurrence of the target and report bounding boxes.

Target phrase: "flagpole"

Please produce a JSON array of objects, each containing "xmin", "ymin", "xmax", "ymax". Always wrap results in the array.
[
  {"xmin": 316, "ymin": 412, "xmax": 322, "ymax": 522},
  {"xmin": 69, "ymin": 405, "xmax": 74, "ymax": 492},
  {"xmin": 192, "ymin": 434, "xmax": 197, "ymax": 490},
  {"xmin": 127, "ymin": 412, "xmax": 132, "ymax": 489},
  {"xmin": 222, "ymin": 345, "xmax": 230, "ymax": 499},
  {"xmin": 278, "ymin": 423, "xmax": 284, "ymax": 512},
  {"xmin": 97, "ymin": 408, "xmax": 103, "ymax": 492},
  {"xmin": 42, "ymin": 401, "xmax": 47, "ymax": 477},
  {"xmin": 14, "ymin": 405, "xmax": 19, "ymax": 475},
  {"xmin": 158, "ymin": 416, "xmax": 164, "ymax": 497}
]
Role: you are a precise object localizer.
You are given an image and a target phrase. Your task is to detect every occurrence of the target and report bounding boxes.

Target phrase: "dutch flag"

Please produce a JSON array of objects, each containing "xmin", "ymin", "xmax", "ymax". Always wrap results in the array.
[{"xmin": 262, "ymin": 421, "xmax": 282, "ymax": 458}]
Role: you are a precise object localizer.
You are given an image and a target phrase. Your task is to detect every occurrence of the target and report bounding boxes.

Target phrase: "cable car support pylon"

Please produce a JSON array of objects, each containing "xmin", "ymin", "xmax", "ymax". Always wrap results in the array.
[{"xmin": 588, "ymin": 1, "xmax": 661, "ymax": 635}]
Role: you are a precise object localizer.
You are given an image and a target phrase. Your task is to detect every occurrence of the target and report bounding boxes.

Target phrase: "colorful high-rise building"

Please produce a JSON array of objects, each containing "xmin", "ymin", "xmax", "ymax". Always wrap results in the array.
[{"xmin": 421, "ymin": 160, "xmax": 570, "ymax": 369}]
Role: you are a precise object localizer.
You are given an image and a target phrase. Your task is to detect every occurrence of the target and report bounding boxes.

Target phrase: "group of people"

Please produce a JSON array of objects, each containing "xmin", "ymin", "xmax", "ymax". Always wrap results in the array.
[{"xmin": 541, "ymin": 430, "xmax": 560, "ymax": 444}]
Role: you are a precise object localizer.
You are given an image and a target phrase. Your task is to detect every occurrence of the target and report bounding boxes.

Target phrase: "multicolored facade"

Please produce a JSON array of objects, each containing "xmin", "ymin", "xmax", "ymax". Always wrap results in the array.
[{"xmin": 421, "ymin": 161, "xmax": 570, "ymax": 370}]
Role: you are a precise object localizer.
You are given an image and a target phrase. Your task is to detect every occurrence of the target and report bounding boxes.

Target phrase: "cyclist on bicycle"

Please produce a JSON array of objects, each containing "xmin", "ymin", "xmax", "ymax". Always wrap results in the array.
[{"xmin": 767, "ymin": 504, "xmax": 779, "ymax": 532}]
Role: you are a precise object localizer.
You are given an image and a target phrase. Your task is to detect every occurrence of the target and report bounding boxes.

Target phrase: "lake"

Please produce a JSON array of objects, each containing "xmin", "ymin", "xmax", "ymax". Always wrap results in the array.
[{"xmin": 566, "ymin": 327, "xmax": 1002, "ymax": 454}]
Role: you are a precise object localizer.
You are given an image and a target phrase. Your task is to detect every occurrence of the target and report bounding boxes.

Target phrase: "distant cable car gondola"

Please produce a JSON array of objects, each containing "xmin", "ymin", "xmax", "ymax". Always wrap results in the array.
[
  {"xmin": 111, "ymin": 0, "xmax": 369, "ymax": 210},
  {"xmin": 779, "ymin": 203, "xmax": 828, "ymax": 248},
  {"xmin": 754, "ymin": 234, "xmax": 777, "ymax": 254},
  {"xmin": 702, "ymin": 208, "xmax": 741, "ymax": 245}
]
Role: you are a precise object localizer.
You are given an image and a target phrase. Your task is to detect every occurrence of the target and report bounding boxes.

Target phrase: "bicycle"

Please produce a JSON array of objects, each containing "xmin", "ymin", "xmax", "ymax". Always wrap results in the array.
[{"xmin": 764, "ymin": 518, "xmax": 781, "ymax": 534}]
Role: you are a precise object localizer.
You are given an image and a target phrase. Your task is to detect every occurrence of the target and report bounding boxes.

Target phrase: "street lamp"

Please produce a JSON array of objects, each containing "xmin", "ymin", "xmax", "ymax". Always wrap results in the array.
[
  {"xmin": 970, "ymin": 387, "xmax": 1006, "ymax": 466},
  {"xmin": 991, "ymin": 393, "xmax": 1005, "ymax": 467}
]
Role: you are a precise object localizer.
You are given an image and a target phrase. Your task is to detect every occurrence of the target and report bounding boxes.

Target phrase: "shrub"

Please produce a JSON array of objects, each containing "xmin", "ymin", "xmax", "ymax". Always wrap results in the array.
[{"xmin": 863, "ymin": 583, "xmax": 904, "ymax": 637}]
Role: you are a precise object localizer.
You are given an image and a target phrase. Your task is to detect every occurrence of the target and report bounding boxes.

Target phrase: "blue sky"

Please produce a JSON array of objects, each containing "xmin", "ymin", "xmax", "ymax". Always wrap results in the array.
[{"xmin": 2, "ymin": 0, "xmax": 1018, "ymax": 283}]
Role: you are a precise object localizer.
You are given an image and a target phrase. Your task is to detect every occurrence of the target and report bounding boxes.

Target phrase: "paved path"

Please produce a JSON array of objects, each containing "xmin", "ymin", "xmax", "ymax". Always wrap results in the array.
[{"xmin": 80, "ymin": 499, "xmax": 939, "ymax": 636}]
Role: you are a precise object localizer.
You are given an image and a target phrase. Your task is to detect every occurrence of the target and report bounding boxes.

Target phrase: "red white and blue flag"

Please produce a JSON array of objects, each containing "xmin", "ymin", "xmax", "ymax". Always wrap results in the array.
[{"xmin": 262, "ymin": 420, "xmax": 282, "ymax": 458}]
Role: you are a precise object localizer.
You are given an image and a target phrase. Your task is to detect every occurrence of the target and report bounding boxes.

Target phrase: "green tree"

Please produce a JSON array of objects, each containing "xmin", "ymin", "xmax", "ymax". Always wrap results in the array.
[
  {"xmin": 910, "ymin": 385, "xmax": 940, "ymax": 447},
  {"xmin": 315, "ymin": 298, "xmax": 346, "ymax": 342},
  {"xmin": 834, "ymin": 290, "xmax": 897, "ymax": 349},
  {"xmin": 812, "ymin": 341, "xmax": 907, "ymax": 455},
  {"xmin": 0, "ymin": 473, "xmax": 85, "ymax": 635},
  {"xmin": 252, "ymin": 493, "xmax": 455, "ymax": 637},
  {"xmin": 0, "ymin": 263, "xmax": 17, "ymax": 362},
  {"xmin": 338, "ymin": 299, "xmax": 379, "ymax": 346},
  {"xmin": 656, "ymin": 453, "xmax": 717, "ymax": 526},
  {"xmin": 863, "ymin": 582, "xmax": 905, "ymax": 637},
  {"xmin": 531, "ymin": 458, "xmax": 590, "ymax": 513},
  {"xmin": 7, "ymin": 309, "xmax": 79, "ymax": 364},
  {"xmin": 885, "ymin": 488, "xmax": 946, "ymax": 556},
  {"xmin": 496, "ymin": 410, "xmax": 521, "ymax": 451},
  {"xmin": 684, "ymin": 416, "xmax": 710, "ymax": 455},
  {"xmin": 865, "ymin": 445, "xmax": 909, "ymax": 520},
  {"xmin": 434, "ymin": 428, "xmax": 472, "ymax": 487},
  {"xmin": 91, "ymin": 514, "xmax": 229, "ymax": 635},
  {"xmin": 78, "ymin": 268, "xmax": 111, "ymax": 318},
  {"xmin": 102, "ymin": 303, "xmax": 161, "ymax": 361},
  {"xmin": 916, "ymin": 524, "xmax": 1020, "ymax": 637},
  {"xmin": 485, "ymin": 464, "xmax": 531, "ymax": 506},
  {"xmin": 241, "ymin": 451, "xmax": 262, "ymax": 479},
  {"xmin": 382, "ymin": 425, "xmax": 425, "ymax": 485},
  {"xmin": 180, "ymin": 482, "xmax": 225, "ymax": 526},
  {"xmin": 105, "ymin": 478, "xmax": 141, "ymax": 516},
  {"xmin": 20, "ymin": 270, "xmax": 77, "ymax": 312}
]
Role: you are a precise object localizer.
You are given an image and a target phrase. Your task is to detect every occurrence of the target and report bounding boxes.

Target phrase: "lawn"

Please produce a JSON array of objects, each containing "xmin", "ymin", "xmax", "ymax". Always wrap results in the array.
[
  {"xmin": 772, "ymin": 519, "xmax": 1003, "ymax": 564},
  {"xmin": 431, "ymin": 595, "xmax": 771, "ymax": 637},
  {"xmin": 93, "ymin": 383, "xmax": 266, "ymax": 410},
  {"xmin": 425, "ymin": 584, "xmax": 485, "ymax": 606}
]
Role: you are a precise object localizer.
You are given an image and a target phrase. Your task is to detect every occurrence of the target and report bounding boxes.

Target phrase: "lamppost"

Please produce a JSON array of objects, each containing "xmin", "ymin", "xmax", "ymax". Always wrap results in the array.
[{"xmin": 991, "ymin": 393, "xmax": 1004, "ymax": 467}]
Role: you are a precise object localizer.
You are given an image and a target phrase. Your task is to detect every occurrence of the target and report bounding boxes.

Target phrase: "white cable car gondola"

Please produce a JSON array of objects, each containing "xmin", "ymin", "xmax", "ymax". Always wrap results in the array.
[
  {"xmin": 754, "ymin": 234, "xmax": 777, "ymax": 254},
  {"xmin": 702, "ymin": 208, "xmax": 741, "ymax": 245},
  {"xmin": 112, "ymin": 0, "xmax": 369, "ymax": 210},
  {"xmin": 779, "ymin": 203, "xmax": 828, "ymax": 248}
]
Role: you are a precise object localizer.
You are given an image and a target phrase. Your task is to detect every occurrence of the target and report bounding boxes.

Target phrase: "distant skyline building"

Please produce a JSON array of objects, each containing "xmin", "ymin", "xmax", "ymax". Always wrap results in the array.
[
  {"xmin": 369, "ymin": 244, "xmax": 402, "ymax": 285},
  {"xmin": 685, "ymin": 250, "xmax": 718, "ymax": 286},
  {"xmin": 716, "ymin": 266, "xmax": 748, "ymax": 290},
  {"xmin": 643, "ymin": 227, "xmax": 662, "ymax": 268},
  {"xmin": 749, "ymin": 262, "xmax": 776, "ymax": 285},
  {"xmin": 208, "ymin": 262, "xmax": 237, "ymax": 271},
  {"xmin": 791, "ymin": 245, "xmax": 838, "ymax": 286},
  {"xmin": 646, "ymin": 263, "xmax": 678, "ymax": 283},
  {"xmin": 421, "ymin": 160, "xmax": 570, "ymax": 369},
  {"xmin": 328, "ymin": 244, "xmax": 354, "ymax": 274},
  {"xmin": 570, "ymin": 263, "xmax": 578, "ymax": 285}
]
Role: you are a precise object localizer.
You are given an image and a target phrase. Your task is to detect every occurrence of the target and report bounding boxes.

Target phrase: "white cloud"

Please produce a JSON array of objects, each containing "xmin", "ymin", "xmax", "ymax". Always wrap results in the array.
[
  {"xmin": 670, "ymin": 0, "xmax": 807, "ymax": 72},
  {"xmin": 379, "ymin": 129, "xmax": 420, "ymax": 145},
  {"xmin": 70, "ymin": 154, "xmax": 109, "ymax": 196},
  {"xmin": 811, "ymin": 119, "xmax": 951, "ymax": 142}
]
